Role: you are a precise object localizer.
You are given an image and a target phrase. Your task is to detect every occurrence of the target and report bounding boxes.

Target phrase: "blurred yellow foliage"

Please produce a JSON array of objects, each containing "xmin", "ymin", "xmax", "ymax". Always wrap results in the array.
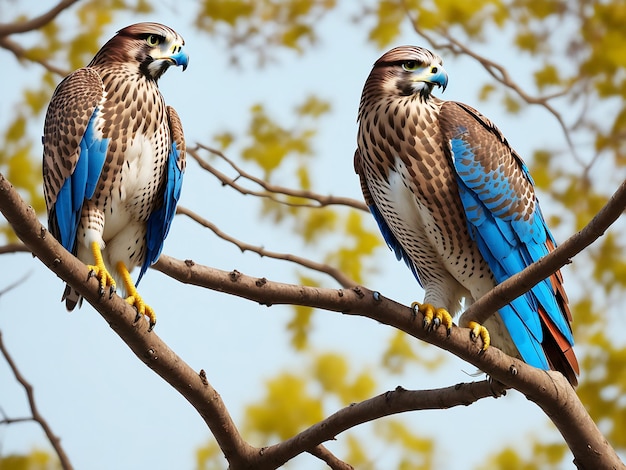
[
  {"xmin": 376, "ymin": 420, "xmax": 434, "ymax": 470},
  {"xmin": 195, "ymin": 440, "xmax": 225, "ymax": 470},
  {"xmin": 0, "ymin": 449, "xmax": 60, "ymax": 470},
  {"xmin": 245, "ymin": 372, "xmax": 323, "ymax": 441}
]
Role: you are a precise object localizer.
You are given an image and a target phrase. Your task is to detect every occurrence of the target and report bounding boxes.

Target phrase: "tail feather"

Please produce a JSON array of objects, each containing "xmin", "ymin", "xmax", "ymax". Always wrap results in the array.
[
  {"xmin": 62, "ymin": 284, "xmax": 83, "ymax": 311},
  {"xmin": 539, "ymin": 238, "xmax": 579, "ymax": 386},
  {"xmin": 538, "ymin": 305, "xmax": 579, "ymax": 386}
]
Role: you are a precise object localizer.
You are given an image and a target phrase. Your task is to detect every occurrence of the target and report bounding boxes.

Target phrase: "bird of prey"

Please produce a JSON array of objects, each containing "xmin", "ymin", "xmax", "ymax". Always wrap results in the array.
[
  {"xmin": 355, "ymin": 46, "xmax": 579, "ymax": 385},
  {"xmin": 43, "ymin": 22, "xmax": 188, "ymax": 330}
]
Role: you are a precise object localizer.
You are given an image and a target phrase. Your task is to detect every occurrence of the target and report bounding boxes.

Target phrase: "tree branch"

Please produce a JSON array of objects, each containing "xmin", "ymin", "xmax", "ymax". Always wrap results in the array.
[
  {"xmin": 0, "ymin": 242, "xmax": 30, "ymax": 255},
  {"xmin": 1, "ymin": 170, "xmax": 623, "ymax": 469},
  {"xmin": 0, "ymin": 0, "xmax": 79, "ymax": 36},
  {"xmin": 191, "ymin": 144, "xmax": 368, "ymax": 211},
  {"xmin": 0, "ymin": 36, "xmax": 69, "ymax": 76},
  {"xmin": 263, "ymin": 380, "xmax": 504, "ymax": 467},
  {"xmin": 153, "ymin": 258, "xmax": 622, "ymax": 469},
  {"xmin": 0, "ymin": 172, "xmax": 258, "ymax": 469},
  {"xmin": 0, "ymin": 416, "xmax": 36, "ymax": 425},
  {"xmin": 307, "ymin": 445, "xmax": 354, "ymax": 470},
  {"xmin": 0, "ymin": 331, "xmax": 73, "ymax": 470},
  {"xmin": 176, "ymin": 205, "xmax": 358, "ymax": 288}
]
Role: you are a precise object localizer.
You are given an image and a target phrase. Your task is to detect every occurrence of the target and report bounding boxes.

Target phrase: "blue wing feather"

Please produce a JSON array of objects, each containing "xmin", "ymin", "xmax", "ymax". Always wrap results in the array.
[
  {"xmin": 136, "ymin": 141, "xmax": 184, "ymax": 285},
  {"xmin": 368, "ymin": 201, "xmax": 423, "ymax": 287},
  {"xmin": 450, "ymin": 132, "xmax": 573, "ymax": 370},
  {"xmin": 54, "ymin": 109, "xmax": 107, "ymax": 253}
]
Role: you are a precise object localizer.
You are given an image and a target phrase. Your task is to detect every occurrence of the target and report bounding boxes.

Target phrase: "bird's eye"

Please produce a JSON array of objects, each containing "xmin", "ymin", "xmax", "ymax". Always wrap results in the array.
[
  {"xmin": 402, "ymin": 60, "xmax": 419, "ymax": 71},
  {"xmin": 146, "ymin": 34, "xmax": 162, "ymax": 47}
]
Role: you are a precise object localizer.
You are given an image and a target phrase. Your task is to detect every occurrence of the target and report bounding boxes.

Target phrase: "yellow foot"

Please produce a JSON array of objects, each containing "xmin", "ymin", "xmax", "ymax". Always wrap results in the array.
[
  {"xmin": 117, "ymin": 261, "xmax": 156, "ymax": 331},
  {"xmin": 468, "ymin": 321, "xmax": 490, "ymax": 353},
  {"xmin": 87, "ymin": 241, "xmax": 116, "ymax": 298},
  {"xmin": 411, "ymin": 302, "xmax": 453, "ymax": 336}
]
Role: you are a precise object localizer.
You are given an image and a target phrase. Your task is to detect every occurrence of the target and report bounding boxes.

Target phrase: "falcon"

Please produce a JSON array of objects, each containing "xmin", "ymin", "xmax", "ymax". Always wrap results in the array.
[
  {"xmin": 355, "ymin": 46, "xmax": 578, "ymax": 385},
  {"xmin": 43, "ymin": 22, "xmax": 188, "ymax": 330}
]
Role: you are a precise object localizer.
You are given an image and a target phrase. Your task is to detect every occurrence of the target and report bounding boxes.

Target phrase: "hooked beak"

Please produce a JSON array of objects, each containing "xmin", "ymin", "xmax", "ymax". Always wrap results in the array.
[
  {"xmin": 413, "ymin": 64, "xmax": 448, "ymax": 91},
  {"xmin": 168, "ymin": 47, "xmax": 189, "ymax": 71}
]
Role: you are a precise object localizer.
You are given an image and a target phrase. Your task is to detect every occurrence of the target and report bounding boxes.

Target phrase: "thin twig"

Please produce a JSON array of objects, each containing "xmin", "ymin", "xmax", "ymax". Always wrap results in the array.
[
  {"xmin": 177, "ymin": 205, "xmax": 358, "ymax": 288},
  {"xmin": 0, "ymin": 331, "xmax": 73, "ymax": 470},
  {"xmin": 0, "ymin": 36, "xmax": 69, "ymax": 76},
  {"xmin": 308, "ymin": 445, "xmax": 354, "ymax": 470},
  {"xmin": 192, "ymin": 144, "xmax": 368, "ymax": 211},
  {"xmin": 0, "ymin": 242, "xmax": 30, "ymax": 255},
  {"xmin": 0, "ymin": 271, "xmax": 31, "ymax": 297},
  {"xmin": 401, "ymin": 6, "xmax": 583, "ymax": 167},
  {"xmin": 0, "ymin": 416, "xmax": 36, "ymax": 425},
  {"xmin": 190, "ymin": 148, "xmax": 322, "ymax": 209}
]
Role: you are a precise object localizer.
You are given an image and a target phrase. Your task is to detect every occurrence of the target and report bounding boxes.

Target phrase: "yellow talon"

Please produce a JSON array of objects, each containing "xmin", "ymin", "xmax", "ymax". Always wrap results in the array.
[
  {"xmin": 116, "ymin": 261, "xmax": 156, "ymax": 331},
  {"xmin": 468, "ymin": 321, "xmax": 490, "ymax": 352},
  {"xmin": 87, "ymin": 241, "xmax": 116, "ymax": 298},
  {"xmin": 411, "ymin": 302, "xmax": 453, "ymax": 334}
]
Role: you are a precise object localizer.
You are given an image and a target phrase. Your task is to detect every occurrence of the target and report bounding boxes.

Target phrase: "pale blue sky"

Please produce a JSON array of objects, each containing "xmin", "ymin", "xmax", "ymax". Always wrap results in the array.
[{"xmin": 0, "ymin": 1, "xmax": 621, "ymax": 469}]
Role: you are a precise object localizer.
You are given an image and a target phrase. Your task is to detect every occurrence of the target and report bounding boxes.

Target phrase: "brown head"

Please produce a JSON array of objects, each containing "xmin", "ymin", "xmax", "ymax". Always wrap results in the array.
[
  {"xmin": 88, "ymin": 22, "xmax": 189, "ymax": 81},
  {"xmin": 359, "ymin": 46, "xmax": 448, "ymax": 118}
]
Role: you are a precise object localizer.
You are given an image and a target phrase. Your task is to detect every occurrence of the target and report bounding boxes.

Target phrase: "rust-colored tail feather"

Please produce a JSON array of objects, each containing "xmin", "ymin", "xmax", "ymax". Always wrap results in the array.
[{"xmin": 539, "ymin": 238, "xmax": 579, "ymax": 386}]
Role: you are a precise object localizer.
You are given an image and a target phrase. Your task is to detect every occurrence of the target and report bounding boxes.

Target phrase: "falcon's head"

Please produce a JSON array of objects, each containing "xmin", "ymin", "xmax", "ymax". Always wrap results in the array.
[
  {"xmin": 90, "ymin": 22, "xmax": 189, "ymax": 80},
  {"xmin": 365, "ymin": 46, "xmax": 448, "ymax": 100}
]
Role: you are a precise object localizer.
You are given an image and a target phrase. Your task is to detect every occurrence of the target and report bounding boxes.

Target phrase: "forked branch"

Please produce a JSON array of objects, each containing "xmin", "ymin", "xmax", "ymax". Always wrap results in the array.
[
  {"xmin": 191, "ymin": 144, "xmax": 368, "ymax": 211},
  {"xmin": 1, "ymin": 169, "xmax": 624, "ymax": 469}
]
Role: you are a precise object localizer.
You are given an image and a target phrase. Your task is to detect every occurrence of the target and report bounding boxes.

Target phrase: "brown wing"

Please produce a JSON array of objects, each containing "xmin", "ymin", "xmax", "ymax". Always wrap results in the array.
[
  {"xmin": 167, "ymin": 105, "xmax": 186, "ymax": 172},
  {"xmin": 354, "ymin": 148, "xmax": 375, "ymax": 207},
  {"xmin": 42, "ymin": 68, "xmax": 104, "ymax": 210}
]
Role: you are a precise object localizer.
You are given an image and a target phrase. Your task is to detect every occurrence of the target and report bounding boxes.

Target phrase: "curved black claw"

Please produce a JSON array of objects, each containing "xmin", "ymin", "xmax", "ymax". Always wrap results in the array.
[{"xmin": 488, "ymin": 376, "xmax": 508, "ymax": 398}]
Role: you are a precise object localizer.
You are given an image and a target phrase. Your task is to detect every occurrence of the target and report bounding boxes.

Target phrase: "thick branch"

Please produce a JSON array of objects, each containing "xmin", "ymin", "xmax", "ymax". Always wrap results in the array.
[
  {"xmin": 154, "ymin": 257, "xmax": 622, "ymax": 469},
  {"xmin": 0, "ymin": 331, "xmax": 73, "ymax": 470},
  {"xmin": 177, "ymin": 205, "xmax": 358, "ymax": 288},
  {"xmin": 460, "ymin": 179, "xmax": 626, "ymax": 326},
  {"xmin": 263, "ymin": 380, "xmax": 503, "ymax": 467},
  {"xmin": 0, "ymin": 173, "xmax": 258, "ymax": 469},
  {"xmin": 1, "ymin": 171, "xmax": 623, "ymax": 469},
  {"xmin": 0, "ymin": 174, "xmax": 507, "ymax": 469}
]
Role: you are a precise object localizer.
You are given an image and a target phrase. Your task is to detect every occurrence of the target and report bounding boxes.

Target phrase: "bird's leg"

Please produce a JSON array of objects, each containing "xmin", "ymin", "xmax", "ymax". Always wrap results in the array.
[
  {"xmin": 86, "ymin": 241, "xmax": 116, "ymax": 298},
  {"xmin": 116, "ymin": 261, "xmax": 156, "ymax": 331},
  {"xmin": 467, "ymin": 321, "xmax": 490, "ymax": 353},
  {"xmin": 411, "ymin": 302, "xmax": 453, "ymax": 336}
]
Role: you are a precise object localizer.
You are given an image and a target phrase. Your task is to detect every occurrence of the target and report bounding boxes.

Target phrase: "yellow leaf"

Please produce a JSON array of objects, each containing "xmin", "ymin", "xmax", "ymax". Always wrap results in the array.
[
  {"xmin": 245, "ymin": 373, "xmax": 323, "ymax": 441},
  {"xmin": 295, "ymin": 95, "xmax": 331, "ymax": 118},
  {"xmin": 287, "ymin": 302, "xmax": 314, "ymax": 350},
  {"xmin": 314, "ymin": 352, "xmax": 348, "ymax": 394}
]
